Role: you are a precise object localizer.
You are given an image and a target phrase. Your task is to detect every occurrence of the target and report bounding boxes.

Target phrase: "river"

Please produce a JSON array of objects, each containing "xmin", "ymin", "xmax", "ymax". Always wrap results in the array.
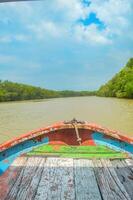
[{"xmin": 0, "ymin": 96, "xmax": 133, "ymax": 144}]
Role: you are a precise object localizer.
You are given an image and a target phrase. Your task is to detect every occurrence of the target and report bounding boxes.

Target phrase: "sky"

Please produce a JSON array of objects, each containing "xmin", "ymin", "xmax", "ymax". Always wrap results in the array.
[{"xmin": 0, "ymin": 0, "xmax": 133, "ymax": 90}]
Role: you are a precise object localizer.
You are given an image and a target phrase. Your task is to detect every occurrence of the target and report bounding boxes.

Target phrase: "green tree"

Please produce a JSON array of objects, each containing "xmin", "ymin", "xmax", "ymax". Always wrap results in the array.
[{"xmin": 97, "ymin": 58, "xmax": 133, "ymax": 99}]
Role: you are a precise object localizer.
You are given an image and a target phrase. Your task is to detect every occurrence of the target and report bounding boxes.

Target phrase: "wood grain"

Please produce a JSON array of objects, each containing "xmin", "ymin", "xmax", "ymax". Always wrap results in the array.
[
  {"xmin": 74, "ymin": 159, "xmax": 102, "ymax": 200},
  {"xmin": 93, "ymin": 159, "xmax": 131, "ymax": 200},
  {"xmin": 35, "ymin": 157, "xmax": 75, "ymax": 200},
  {"xmin": 112, "ymin": 159, "xmax": 133, "ymax": 200},
  {"xmin": 0, "ymin": 157, "xmax": 27, "ymax": 200},
  {"xmin": 1, "ymin": 156, "xmax": 133, "ymax": 200},
  {"xmin": 5, "ymin": 157, "xmax": 44, "ymax": 200}
]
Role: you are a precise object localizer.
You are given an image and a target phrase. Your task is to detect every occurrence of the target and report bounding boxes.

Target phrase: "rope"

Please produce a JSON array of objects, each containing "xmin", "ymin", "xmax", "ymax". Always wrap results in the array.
[{"xmin": 73, "ymin": 123, "xmax": 82, "ymax": 145}]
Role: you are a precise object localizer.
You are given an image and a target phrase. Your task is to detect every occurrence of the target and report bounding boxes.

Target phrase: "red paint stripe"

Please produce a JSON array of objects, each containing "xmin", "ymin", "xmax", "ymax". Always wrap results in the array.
[
  {"xmin": 0, "ymin": 121, "xmax": 132, "ymax": 152},
  {"xmin": 49, "ymin": 141, "xmax": 68, "ymax": 145},
  {"xmin": 81, "ymin": 140, "xmax": 96, "ymax": 146}
]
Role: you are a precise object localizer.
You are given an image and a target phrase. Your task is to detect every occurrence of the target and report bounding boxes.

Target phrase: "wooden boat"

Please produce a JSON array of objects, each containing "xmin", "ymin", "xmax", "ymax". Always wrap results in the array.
[{"xmin": 0, "ymin": 119, "xmax": 133, "ymax": 200}]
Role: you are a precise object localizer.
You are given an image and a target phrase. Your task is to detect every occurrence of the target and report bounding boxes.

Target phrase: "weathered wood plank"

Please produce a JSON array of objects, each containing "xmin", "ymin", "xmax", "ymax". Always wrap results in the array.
[
  {"xmin": 35, "ymin": 157, "xmax": 75, "ymax": 200},
  {"xmin": 0, "ymin": 156, "xmax": 27, "ymax": 200},
  {"xmin": 5, "ymin": 157, "xmax": 44, "ymax": 200},
  {"xmin": 93, "ymin": 159, "xmax": 131, "ymax": 200},
  {"xmin": 20, "ymin": 157, "xmax": 46, "ymax": 200},
  {"xmin": 2, "ymin": 156, "xmax": 132, "ymax": 200},
  {"xmin": 125, "ymin": 159, "xmax": 133, "ymax": 172},
  {"xmin": 93, "ymin": 159, "xmax": 114, "ymax": 200},
  {"xmin": 74, "ymin": 159, "xmax": 102, "ymax": 200},
  {"xmin": 49, "ymin": 157, "xmax": 75, "ymax": 200},
  {"xmin": 34, "ymin": 157, "xmax": 50, "ymax": 200},
  {"xmin": 111, "ymin": 159, "xmax": 133, "ymax": 200}
]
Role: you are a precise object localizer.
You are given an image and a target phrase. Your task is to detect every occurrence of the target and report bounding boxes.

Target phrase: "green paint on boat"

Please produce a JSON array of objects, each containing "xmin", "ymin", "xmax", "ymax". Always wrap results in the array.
[{"xmin": 27, "ymin": 145, "xmax": 127, "ymax": 158}]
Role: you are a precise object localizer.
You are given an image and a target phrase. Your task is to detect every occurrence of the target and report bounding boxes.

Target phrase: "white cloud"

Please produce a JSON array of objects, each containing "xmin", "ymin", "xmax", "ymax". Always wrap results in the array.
[
  {"xmin": 0, "ymin": 0, "xmax": 133, "ymax": 45},
  {"xmin": 27, "ymin": 0, "xmax": 133, "ymax": 44},
  {"xmin": 29, "ymin": 21, "xmax": 63, "ymax": 39},
  {"xmin": 0, "ymin": 0, "xmax": 132, "ymax": 90},
  {"xmin": 54, "ymin": 0, "xmax": 133, "ymax": 42},
  {"xmin": 0, "ymin": 2, "xmax": 34, "ymax": 22},
  {"xmin": 88, "ymin": 0, "xmax": 133, "ymax": 36},
  {"xmin": 74, "ymin": 24, "xmax": 111, "ymax": 44},
  {"xmin": 55, "ymin": 0, "xmax": 89, "ymax": 21}
]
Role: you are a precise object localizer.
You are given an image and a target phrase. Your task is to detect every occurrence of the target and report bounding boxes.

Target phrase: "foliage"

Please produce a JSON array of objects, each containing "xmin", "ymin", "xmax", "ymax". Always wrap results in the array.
[
  {"xmin": 0, "ymin": 58, "xmax": 132, "ymax": 102},
  {"xmin": 97, "ymin": 58, "xmax": 133, "ymax": 98},
  {"xmin": 0, "ymin": 80, "xmax": 96, "ymax": 102}
]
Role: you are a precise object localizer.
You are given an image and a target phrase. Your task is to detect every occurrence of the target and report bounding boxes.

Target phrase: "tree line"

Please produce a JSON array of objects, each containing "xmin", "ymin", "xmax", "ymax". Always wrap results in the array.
[
  {"xmin": 0, "ymin": 80, "xmax": 96, "ymax": 102},
  {"xmin": 97, "ymin": 58, "xmax": 133, "ymax": 98},
  {"xmin": 0, "ymin": 58, "xmax": 133, "ymax": 102}
]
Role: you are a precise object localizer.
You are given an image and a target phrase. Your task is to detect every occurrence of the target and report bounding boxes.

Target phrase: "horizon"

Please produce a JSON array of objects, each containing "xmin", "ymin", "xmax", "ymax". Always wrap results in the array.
[{"xmin": 0, "ymin": 0, "xmax": 133, "ymax": 90}]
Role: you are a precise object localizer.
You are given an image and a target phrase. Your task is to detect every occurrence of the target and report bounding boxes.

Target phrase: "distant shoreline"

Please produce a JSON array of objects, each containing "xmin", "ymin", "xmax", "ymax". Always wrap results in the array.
[
  {"xmin": 0, "ymin": 95, "xmax": 97, "ymax": 104},
  {"xmin": 0, "ymin": 95, "xmax": 133, "ymax": 104},
  {"xmin": 0, "ymin": 58, "xmax": 133, "ymax": 102},
  {"xmin": 0, "ymin": 80, "xmax": 97, "ymax": 103}
]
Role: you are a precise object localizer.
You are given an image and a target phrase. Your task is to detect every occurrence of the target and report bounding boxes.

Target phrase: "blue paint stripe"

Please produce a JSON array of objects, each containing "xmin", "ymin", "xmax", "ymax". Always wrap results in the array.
[
  {"xmin": 92, "ymin": 132, "xmax": 133, "ymax": 155},
  {"xmin": 0, "ymin": 137, "xmax": 49, "ymax": 175},
  {"xmin": 0, "ymin": 131, "xmax": 133, "ymax": 176}
]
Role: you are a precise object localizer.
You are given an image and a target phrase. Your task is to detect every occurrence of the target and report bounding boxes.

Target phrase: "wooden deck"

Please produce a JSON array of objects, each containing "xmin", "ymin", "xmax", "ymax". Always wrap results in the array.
[{"xmin": 0, "ymin": 156, "xmax": 133, "ymax": 200}]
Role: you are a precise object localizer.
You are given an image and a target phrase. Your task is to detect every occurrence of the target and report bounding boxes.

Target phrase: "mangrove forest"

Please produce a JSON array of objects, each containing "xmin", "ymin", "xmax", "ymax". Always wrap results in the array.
[{"xmin": 0, "ymin": 58, "xmax": 133, "ymax": 102}]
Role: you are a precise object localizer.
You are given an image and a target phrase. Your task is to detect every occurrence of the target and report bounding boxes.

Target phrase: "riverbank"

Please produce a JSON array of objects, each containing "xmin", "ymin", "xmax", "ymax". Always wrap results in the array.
[{"xmin": 0, "ymin": 80, "xmax": 96, "ymax": 102}]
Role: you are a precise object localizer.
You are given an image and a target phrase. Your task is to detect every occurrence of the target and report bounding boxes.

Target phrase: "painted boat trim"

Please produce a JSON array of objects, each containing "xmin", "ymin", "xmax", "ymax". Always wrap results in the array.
[
  {"xmin": 0, "ymin": 121, "xmax": 133, "ymax": 152},
  {"xmin": 0, "ymin": 121, "xmax": 133, "ymax": 175}
]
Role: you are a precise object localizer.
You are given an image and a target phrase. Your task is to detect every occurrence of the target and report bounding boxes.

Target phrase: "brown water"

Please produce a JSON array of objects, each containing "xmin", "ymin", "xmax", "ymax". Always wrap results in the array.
[{"xmin": 0, "ymin": 96, "xmax": 133, "ymax": 144}]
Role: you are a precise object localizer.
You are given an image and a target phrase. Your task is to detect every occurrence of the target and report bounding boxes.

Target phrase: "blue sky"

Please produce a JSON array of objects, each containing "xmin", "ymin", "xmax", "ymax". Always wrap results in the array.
[{"xmin": 0, "ymin": 0, "xmax": 133, "ymax": 90}]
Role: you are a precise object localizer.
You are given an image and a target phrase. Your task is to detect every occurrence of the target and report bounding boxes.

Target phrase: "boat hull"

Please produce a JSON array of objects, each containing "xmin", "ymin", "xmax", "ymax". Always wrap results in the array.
[{"xmin": 0, "ymin": 121, "xmax": 133, "ymax": 175}]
